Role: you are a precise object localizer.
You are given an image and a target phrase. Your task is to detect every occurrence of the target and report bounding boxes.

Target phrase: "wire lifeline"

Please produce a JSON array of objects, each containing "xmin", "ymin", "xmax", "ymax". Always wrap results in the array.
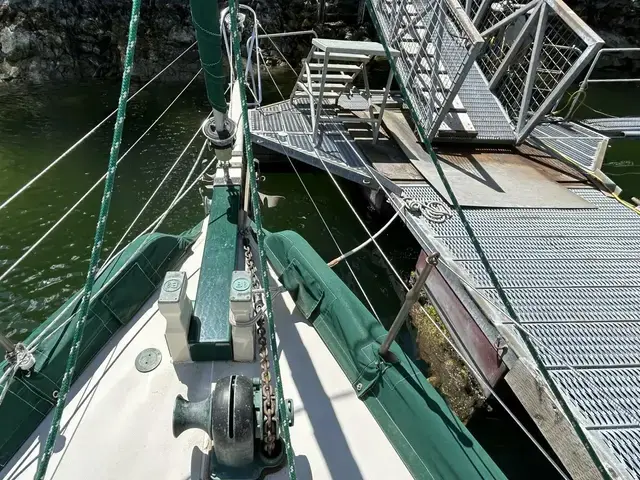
[
  {"xmin": 34, "ymin": 1, "xmax": 142, "ymax": 478},
  {"xmin": 227, "ymin": 3, "xmax": 296, "ymax": 478},
  {"xmin": 25, "ymin": 153, "xmax": 216, "ymax": 359},
  {"xmin": 103, "ymin": 115, "xmax": 208, "ymax": 267},
  {"xmin": 0, "ymin": 366, "xmax": 16, "ymax": 409},
  {"xmin": 256, "ymin": 48, "xmax": 381, "ymax": 321},
  {"xmin": 18, "ymin": 113, "xmax": 213, "ymax": 368},
  {"xmin": 364, "ymin": 3, "xmax": 611, "ymax": 477},
  {"xmin": 0, "ymin": 41, "xmax": 197, "ymax": 215},
  {"xmin": 0, "ymin": 69, "xmax": 203, "ymax": 286},
  {"xmin": 0, "ymin": 112, "xmax": 212, "ymax": 404}
]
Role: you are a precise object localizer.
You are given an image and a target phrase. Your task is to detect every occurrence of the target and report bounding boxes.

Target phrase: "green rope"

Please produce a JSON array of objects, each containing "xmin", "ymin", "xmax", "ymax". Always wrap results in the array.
[
  {"xmin": 228, "ymin": 1, "xmax": 296, "ymax": 477},
  {"xmin": 34, "ymin": 1, "xmax": 141, "ymax": 478},
  {"xmin": 365, "ymin": 2, "xmax": 609, "ymax": 478}
]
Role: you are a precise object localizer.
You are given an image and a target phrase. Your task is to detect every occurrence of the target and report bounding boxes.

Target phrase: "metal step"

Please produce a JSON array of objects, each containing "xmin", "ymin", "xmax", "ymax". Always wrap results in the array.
[
  {"xmin": 581, "ymin": 117, "xmax": 640, "ymax": 137},
  {"xmin": 248, "ymin": 104, "xmax": 375, "ymax": 187},
  {"xmin": 297, "ymin": 81, "xmax": 347, "ymax": 91},
  {"xmin": 418, "ymin": 73, "xmax": 452, "ymax": 92},
  {"xmin": 400, "ymin": 40, "xmax": 436, "ymax": 58},
  {"xmin": 293, "ymin": 91, "xmax": 342, "ymax": 99},
  {"xmin": 307, "ymin": 63, "xmax": 362, "ymax": 72},
  {"xmin": 415, "ymin": 56, "xmax": 447, "ymax": 74},
  {"xmin": 318, "ymin": 116, "xmax": 379, "ymax": 124},
  {"xmin": 312, "ymin": 51, "xmax": 369, "ymax": 62},
  {"xmin": 303, "ymin": 73, "xmax": 353, "ymax": 81}
]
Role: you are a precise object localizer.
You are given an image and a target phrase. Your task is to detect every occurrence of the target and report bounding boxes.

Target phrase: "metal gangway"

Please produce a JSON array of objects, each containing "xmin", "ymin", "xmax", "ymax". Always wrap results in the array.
[
  {"xmin": 362, "ymin": 1, "xmax": 640, "ymax": 479},
  {"xmin": 247, "ymin": 0, "xmax": 640, "ymax": 477}
]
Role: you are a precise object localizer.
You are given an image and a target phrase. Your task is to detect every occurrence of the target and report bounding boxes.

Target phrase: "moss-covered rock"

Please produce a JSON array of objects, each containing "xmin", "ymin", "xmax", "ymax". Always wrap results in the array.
[
  {"xmin": 409, "ymin": 302, "xmax": 485, "ymax": 423},
  {"xmin": 1, "ymin": 0, "xmax": 637, "ymax": 85}
]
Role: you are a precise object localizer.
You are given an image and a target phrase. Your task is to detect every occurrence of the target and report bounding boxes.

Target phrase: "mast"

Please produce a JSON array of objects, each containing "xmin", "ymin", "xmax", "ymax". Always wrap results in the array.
[{"xmin": 189, "ymin": 0, "xmax": 234, "ymax": 153}]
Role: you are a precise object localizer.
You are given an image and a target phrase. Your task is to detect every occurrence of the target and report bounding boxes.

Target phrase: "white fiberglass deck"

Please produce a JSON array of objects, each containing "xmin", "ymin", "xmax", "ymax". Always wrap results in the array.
[{"xmin": 0, "ymin": 220, "xmax": 411, "ymax": 480}]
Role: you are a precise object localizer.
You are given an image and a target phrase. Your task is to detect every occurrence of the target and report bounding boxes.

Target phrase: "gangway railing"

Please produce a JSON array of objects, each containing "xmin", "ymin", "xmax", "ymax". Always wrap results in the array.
[
  {"xmin": 467, "ymin": 0, "xmax": 603, "ymax": 142},
  {"xmin": 566, "ymin": 47, "xmax": 640, "ymax": 120},
  {"xmin": 368, "ymin": 0, "xmax": 484, "ymax": 140}
]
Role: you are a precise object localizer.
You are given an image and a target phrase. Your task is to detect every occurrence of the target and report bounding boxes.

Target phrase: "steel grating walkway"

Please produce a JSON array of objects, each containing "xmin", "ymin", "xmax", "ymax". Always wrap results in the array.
[
  {"xmin": 389, "ymin": 181, "xmax": 640, "ymax": 479},
  {"xmin": 455, "ymin": 64, "xmax": 515, "ymax": 143},
  {"xmin": 249, "ymin": 100, "xmax": 374, "ymax": 185},
  {"xmin": 530, "ymin": 121, "xmax": 609, "ymax": 172},
  {"xmin": 371, "ymin": 0, "xmax": 515, "ymax": 143},
  {"xmin": 582, "ymin": 116, "xmax": 640, "ymax": 137}
]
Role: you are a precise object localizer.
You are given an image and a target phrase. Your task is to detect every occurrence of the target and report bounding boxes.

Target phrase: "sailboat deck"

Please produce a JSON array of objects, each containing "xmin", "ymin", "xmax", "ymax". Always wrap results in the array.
[{"xmin": 1, "ymin": 220, "xmax": 411, "ymax": 480}]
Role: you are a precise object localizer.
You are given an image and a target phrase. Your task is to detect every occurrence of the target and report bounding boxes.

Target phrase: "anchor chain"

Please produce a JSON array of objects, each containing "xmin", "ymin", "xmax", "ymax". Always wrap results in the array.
[{"xmin": 243, "ymin": 243, "xmax": 277, "ymax": 455}]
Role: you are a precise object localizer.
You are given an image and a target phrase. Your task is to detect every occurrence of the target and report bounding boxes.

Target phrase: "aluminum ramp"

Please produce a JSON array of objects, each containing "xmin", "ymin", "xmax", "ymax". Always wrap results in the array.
[
  {"xmin": 249, "ymin": 100, "xmax": 375, "ymax": 186},
  {"xmin": 581, "ymin": 117, "xmax": 640, "ymax": 138},
  {"xmin": 530, "ymin": 121, "xmax": 609, "ymax": 172},
  {"xmin": 388, "ymin": 176, "xmax": 640, "ymax": 479}
]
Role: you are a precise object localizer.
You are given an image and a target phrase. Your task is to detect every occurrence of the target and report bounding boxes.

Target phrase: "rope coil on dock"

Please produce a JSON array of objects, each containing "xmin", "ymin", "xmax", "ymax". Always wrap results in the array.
[{"xmin": 401, "ymin": 194, "xmax": 452, "ymax": 223}]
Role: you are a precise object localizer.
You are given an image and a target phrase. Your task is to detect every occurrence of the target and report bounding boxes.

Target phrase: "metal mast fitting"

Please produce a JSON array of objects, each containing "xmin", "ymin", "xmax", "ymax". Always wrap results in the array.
[{"xmin": 1, "ymin": 334, "xmax": 36, "ymax": 373}]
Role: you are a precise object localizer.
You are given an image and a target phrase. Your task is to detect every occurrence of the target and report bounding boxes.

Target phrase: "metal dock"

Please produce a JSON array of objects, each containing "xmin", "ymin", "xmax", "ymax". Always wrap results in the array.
[
  {"xmin": 581, "ymin": 117, "xmax": 640, "ymax": 138},
  {"xmin": 386, "ymin": 155, "xmax": 640, "ymax": 480},
  {"xmin": 249, "ymin": 0, "xmax": 640, "ymax": 477}
]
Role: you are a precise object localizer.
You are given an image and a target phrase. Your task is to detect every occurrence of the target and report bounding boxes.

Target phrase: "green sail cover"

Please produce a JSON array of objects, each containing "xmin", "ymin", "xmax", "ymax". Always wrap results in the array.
[
  {"xmin": 265, "ymin": 230, "xmax": 507, "ymax": 480},
  {"xmin": 0, "ymin": 226, "xmax": 200, "ymax": 469},
  {"xmin": 190, "ymin": 0, "xmax": 227, "ymax": 113}
]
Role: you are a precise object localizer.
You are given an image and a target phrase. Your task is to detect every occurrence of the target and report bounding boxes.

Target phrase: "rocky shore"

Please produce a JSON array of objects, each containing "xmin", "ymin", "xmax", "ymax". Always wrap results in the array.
[
  {"xmin": 0, "ymin": 0, "xmax": 372, "ymax": 84},
  {"xmin": 0, "ymin": 0, "xmax": 637, "ymax": 85}
]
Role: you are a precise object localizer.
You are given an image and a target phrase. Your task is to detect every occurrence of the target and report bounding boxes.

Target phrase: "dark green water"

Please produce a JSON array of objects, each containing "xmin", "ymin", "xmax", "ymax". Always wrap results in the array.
[
  {"xmin": 570, "ymin": 83, "xmax": 640, "ymax": 200},
  {"xmin": 0, "ymin": 80, "xmax": 211, "ymax": 340},
  {"xmin": 0, "ymin": 75, "xmax": 638, "ymax": 478},
  {"xmin": 0, "ymin": 73, "xmax": 417, "ymax": 343}
]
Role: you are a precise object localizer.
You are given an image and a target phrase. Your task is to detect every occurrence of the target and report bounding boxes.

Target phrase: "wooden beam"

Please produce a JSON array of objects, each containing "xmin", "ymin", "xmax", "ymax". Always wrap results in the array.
[
  {"xmin": 505, "ymin": 360, "xmax": 603, "ymax": 480},
  {"xmin": 424, "ymin": 258, "xmax": 508, "ymax": 391}
]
